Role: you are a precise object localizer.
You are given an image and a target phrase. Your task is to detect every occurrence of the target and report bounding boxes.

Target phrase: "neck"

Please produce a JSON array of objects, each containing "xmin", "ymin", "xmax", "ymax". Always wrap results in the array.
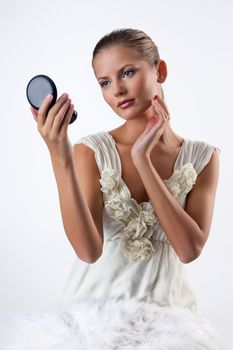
[{"xmin": 118, "ymin": 121, "xmax": 183, "ymax": 150}]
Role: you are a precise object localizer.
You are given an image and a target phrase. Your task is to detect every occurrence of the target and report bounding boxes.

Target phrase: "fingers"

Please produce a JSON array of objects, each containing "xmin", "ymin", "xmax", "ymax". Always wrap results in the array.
[
  {"xmin": 60, "ymin": 103, "xmax": 75, "ymax": 136},
  {"xmin": 30, "ymin": 106, "xmax": 38, "ymax": 122},
  {"xmin": 37, "ymin": 93, "xmax": 68, "ymax": 128},
  {"xmin": 34, "ymin": 92, "xmax": 75, "ymax": 141},
  {"xmin": 152, "ymin": 95, "xmax": 170, "ymax": 121},
  {"xmin": 48, "ymin": 93, "xmax": 69, "ymax": 120},
  {"xmin": 38, "ymin": 92, "xmax": 72, "ymax": 131},
  {"xmin": 52, "ymin": 98, "xmax": 74, "ymax": 134},
  {"xmin": 157, "ymin": 95, "xmax": 170, "ymax": 117},
  {"xmin": 37, "ymin": 93, "xmax": 54, "ymax": 128}
]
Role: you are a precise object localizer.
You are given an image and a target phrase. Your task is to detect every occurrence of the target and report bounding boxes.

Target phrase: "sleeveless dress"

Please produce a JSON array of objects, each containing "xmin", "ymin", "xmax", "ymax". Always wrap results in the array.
[
  {"xmin": 1, "ymin": 131, "xmax": 230, "ymax": 350},
  {"xmin": 59, "ymin": 131, "xmax": 212, "ymax": 310}
]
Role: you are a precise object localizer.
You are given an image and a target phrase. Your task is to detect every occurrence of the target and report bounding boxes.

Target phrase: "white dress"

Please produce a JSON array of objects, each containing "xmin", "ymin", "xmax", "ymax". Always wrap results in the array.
[
  {"xmin": 1, "ymin": 131, "xmax": 230, "ymax": 350},
  {"xmin": 59, "ymin": 131, "xmax": 205, "ymax": 310}
]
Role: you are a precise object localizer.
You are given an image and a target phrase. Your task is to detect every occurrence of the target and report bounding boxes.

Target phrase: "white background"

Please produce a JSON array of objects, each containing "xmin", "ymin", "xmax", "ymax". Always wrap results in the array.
[{"xmin": 0, "ymin": 0, "xmax": 232, "ymax": 340}]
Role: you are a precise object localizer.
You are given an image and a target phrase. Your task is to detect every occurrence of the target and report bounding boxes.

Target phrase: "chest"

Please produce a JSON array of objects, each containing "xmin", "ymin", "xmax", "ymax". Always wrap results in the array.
[{"xmin": 115, "ymin": 143, "xmax": 182, "ymax": 204}]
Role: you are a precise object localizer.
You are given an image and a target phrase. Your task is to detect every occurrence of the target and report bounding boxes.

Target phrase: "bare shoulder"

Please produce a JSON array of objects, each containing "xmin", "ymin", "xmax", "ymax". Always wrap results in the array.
[
  {"xmin": 73, "ymin": 142, "xmax": 101, "ymax": 173},
  {"xmin": 73, "ymin": 142, "xmax": 104, "ymax": 240},
  {"xmin": 196, "ymin": 147, "xmax": 220, "ymax": 185}
]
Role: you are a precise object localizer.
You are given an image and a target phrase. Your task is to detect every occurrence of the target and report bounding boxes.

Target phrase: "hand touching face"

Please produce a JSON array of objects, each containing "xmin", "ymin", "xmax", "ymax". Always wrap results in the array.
[{"xmin": 131, "ymin": 95, "xmax": 170, "ymax": 160}]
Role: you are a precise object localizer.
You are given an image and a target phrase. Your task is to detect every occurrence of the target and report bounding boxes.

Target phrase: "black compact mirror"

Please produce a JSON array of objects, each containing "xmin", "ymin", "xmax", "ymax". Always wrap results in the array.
[{"xmin": 26, "ymin": 74, "xmax": 77, "ymax": 124}]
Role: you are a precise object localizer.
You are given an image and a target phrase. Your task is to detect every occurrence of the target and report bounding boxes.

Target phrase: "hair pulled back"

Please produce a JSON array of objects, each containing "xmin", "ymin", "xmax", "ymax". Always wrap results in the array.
[{"xmin": 92, "ymin": 28, "xmax": 164, "ymax": 99}]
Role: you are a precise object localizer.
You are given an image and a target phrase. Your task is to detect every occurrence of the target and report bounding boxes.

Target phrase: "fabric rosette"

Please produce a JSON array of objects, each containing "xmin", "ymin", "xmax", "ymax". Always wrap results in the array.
[
  {"xmin": 99, "ymin": 168, "xmax": 120, "ymax": 193},
  {"xmin": 120, "ymin": 205, "xmax": 159, "ymax": 262},
  {"xmin": 164, "ymin": 163, "xmax": 197, "ymax": 202},
  {"xmin": 99, "ymin": 168, "xmax": 131, "ymax": 223},
  {"xmin": 121, "ymin": 217, "xmax": 155, "ymax": 262},
  {"xmin": 99, "ymin": 163, "xmax": 197, "ymax": 262},
  {"xmin": 105, "ymin": 193, "xmax": 132, "ymax": 223}
]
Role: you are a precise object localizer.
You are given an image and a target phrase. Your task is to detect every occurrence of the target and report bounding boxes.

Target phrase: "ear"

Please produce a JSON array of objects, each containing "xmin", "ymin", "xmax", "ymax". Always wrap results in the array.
[{"xmin": 156, "ymin": 60, "xmax": 167, "ymax": 83}]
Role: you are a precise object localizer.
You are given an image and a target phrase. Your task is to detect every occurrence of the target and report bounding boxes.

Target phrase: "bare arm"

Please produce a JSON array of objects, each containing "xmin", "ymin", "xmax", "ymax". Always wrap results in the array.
[
  {"xmin": 133, "ymin": 149, "xmax": 220, "ymax": 263},
  {"xmin": 31, "ymin": 93, "xmax": 103, "ymax": 264},
  {"xmin": 51, "ymin": 146, "xmax": 104, "ymax": 263}
]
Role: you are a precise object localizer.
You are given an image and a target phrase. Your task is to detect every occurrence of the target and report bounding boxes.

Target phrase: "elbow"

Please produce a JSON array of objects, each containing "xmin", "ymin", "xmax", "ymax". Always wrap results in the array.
[
  {"xmin": 180, "ymin": 246, "xmax": 202, "ymax": 264},
  {"xmin": 79, "ymin": 250, "xmax": 103, "ymax": 264},
  {"xmin": 89, "ymin": 247, "xmax": 103, "ymax": 264},
  {"xmin": 87, "ymin": 254, "xmax": 102, "ymax": 264}
]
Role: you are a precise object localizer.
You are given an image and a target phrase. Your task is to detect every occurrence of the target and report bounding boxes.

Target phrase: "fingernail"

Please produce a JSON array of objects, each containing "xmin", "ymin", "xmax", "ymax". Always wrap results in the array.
[
  {"xmin": 150, "ymin": 116, "xmax": 157, "ymax": 124},
  {"xmin": 47, "ymin": 93, "xmax": 53, "ymax": 100}
]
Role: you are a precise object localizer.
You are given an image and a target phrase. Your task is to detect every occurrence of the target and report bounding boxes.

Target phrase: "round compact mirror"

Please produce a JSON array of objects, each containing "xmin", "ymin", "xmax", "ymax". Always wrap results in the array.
[{"xmin": 26, "ymin": 74, "xmax": 77, "ymax": 124}]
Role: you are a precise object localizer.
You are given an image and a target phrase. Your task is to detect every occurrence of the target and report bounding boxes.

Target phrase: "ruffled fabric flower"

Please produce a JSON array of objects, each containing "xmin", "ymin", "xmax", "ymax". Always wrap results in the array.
[
  {"xmin": 105, "ymin": 193, "xmax": 131, "ymax": 223},
  {"xmin": 120, "ymin": 212, "xmax": 158, "ymax": 262},
  {"xmin": 99, "ymin": 168, "xmax": 120, "ymax": 193},
  {"xmin": 99, "ymin": 164, "xmax": 197, "ymax": 262},
  {"xmin": 164, "ymin": 163, "xmax": 197, "ymax": 203}
]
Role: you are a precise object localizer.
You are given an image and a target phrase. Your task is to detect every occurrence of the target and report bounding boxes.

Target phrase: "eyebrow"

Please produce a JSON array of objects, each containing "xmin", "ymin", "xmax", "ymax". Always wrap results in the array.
[{"xmin": 97, "ymin": 63, "xmax": 135, "ymax": 81}]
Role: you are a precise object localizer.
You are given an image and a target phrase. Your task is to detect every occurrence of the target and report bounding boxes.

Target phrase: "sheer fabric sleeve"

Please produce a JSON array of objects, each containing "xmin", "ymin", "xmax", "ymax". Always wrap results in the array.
[{"xmin": 192, "ymin": 141, "xmax": 221, "ymax": 176}]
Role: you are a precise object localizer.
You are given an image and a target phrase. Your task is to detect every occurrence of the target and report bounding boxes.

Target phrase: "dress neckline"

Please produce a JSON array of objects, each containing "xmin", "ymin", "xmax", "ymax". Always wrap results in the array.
[{"xmin": 102, "ymin": 131, "xmax": 186, "ymax": 206}]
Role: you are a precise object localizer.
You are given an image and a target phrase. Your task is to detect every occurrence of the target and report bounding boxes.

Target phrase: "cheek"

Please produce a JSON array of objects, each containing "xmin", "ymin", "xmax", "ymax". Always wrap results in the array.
[
  {"xmin": 102, "ymin": 91, "xmax": 116, "ymax": 109},
  {"xmin": 101, "ymin": 90, "xmax": 110, "ymax": 103},
  {"xmin": 143, "ymin": 75, "xmax": 159, "ymax": 98},
  {"xmin": 136, "ymin": 76, "xmax": 156, "ymax": 100}
]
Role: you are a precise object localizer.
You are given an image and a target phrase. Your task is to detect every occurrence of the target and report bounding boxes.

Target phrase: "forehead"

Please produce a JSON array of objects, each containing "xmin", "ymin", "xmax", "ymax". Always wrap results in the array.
[{"xmin": 93, "ymin": 45, "xmax": 145, "ymax": 77}]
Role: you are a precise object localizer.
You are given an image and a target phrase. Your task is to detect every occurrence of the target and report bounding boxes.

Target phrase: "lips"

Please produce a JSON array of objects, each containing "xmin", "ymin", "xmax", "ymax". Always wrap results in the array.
[{"xmin": 117, "ymin": 98, "xmax": 135, "ymax": 107}]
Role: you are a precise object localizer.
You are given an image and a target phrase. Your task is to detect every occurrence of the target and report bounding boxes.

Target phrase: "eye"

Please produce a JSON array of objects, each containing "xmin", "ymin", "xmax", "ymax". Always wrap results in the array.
[
  {"xmin": 99, "ymin": 69, "xmax": 135, "ymax": 88},
  {"xmin": 100, "ymin": 80, "xmax": 109, "ymax": 88},
  {"xmin": 123, "ymin": 69, "xmax": 135, "ymax": 78}
]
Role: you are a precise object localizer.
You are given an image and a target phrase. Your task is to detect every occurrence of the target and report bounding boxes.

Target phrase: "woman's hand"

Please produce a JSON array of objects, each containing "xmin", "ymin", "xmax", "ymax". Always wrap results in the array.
[
  {"xmin": 30, "ymin": 93, "xmax": 75, "ymax": 163},
  {"xmin": 131, "ymin": 95, "xmax": 170, "ymax": 161}
]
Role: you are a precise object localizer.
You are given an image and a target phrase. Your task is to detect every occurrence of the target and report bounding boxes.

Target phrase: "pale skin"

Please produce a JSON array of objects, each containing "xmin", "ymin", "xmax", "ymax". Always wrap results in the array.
[{"xmin": 30, "ymin": 44, "xmax": 219, "ymax": 264}]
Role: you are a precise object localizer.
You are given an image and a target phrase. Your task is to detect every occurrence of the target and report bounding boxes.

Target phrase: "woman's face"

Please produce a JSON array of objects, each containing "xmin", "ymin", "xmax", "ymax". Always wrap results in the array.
[{"xmin": 92, "ymin": 45, "xmax": 166, "ymax": 121}]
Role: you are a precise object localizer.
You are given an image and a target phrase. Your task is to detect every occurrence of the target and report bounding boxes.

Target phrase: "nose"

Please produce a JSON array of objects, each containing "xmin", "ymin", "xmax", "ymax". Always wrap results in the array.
[{"xmin": 113, "ymin": 80, "xmax": 127, "ymax": 97}]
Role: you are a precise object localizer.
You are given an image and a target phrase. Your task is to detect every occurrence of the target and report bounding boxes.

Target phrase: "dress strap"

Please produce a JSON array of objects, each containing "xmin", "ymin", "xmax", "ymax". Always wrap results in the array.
[
  {"xmin": 176, "ymin": 139, "xmax": 221, "ymax": 176},
  {"xmin": 74, "ymin": 132, "xmax": 121, "ymax": 176}
]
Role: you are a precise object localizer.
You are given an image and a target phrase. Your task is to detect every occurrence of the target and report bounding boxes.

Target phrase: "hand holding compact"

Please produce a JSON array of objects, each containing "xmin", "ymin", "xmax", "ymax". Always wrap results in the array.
[
  {"xmin": 26, "ymin": 74, "xmax": 77, "ymax": 124},
  {"xmin": 27, "ymin": 75, "xmax": 77, "ymax": 162}
]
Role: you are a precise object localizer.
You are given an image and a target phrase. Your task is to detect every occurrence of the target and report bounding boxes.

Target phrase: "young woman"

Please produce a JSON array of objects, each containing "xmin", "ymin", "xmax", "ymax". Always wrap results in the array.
[{"xmin": 2, "ymin": 28, "xmax": 229, "ymax": 349}]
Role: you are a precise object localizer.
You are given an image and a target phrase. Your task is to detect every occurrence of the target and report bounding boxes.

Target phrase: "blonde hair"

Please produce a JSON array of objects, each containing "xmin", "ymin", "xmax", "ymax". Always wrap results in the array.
[{"xmin": 92, "ymin": 28, "xmax": 165, "ymax": 100}]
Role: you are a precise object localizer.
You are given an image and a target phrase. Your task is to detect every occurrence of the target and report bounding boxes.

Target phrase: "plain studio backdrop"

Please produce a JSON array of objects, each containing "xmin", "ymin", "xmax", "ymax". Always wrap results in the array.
[{"xmin": 0, "ymin": 0, "xmax": 232, "ymax": 341}]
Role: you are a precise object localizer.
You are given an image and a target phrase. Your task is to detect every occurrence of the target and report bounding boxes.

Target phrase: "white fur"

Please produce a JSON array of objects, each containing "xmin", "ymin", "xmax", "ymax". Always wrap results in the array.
[{"xmin": 0, "ymin": 297, "xmax": 231, "ymax": 350}]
